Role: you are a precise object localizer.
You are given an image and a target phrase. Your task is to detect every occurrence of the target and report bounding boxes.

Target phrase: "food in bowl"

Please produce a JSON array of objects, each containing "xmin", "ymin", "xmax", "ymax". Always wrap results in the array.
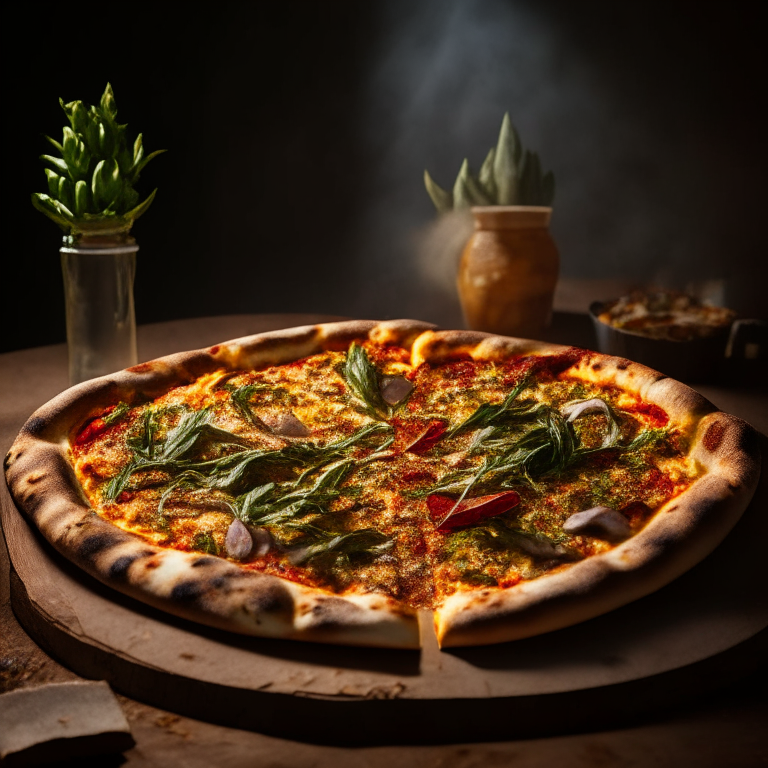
[{"xmin": 596, "ymin": 291, "xmax": 736, "ymax": 341}]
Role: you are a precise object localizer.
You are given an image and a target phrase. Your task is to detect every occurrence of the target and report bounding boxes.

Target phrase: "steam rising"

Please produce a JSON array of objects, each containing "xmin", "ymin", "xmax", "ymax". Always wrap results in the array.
[{"xmin": 343, "ymin": 0, "xmax": 762, "ymax": 321}]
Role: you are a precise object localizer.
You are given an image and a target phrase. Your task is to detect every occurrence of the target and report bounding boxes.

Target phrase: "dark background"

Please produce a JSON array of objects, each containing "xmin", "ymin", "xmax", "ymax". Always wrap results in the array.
[{"xmin": 2, "ymin": 1, "xmax": 765, "ymax": 354}]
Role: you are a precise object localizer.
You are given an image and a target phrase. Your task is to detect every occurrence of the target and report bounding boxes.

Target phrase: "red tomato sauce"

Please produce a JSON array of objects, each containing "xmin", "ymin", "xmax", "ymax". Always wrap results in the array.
[{"xmin": 623, "ymin": 402, "xmax": 669, "ymax": 428}]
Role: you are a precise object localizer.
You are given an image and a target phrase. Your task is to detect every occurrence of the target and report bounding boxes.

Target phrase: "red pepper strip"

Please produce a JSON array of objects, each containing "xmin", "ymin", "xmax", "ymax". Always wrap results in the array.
[
  {"xmin": 75, "ymin": 418, "xmax": 108, "ymax": 446},
  {"xmin": 427, "ymin": 491, "xmax": 521, "ymax": 531},
  {"xmin": 405, "ymin": 420, "xmax": 448, "ymax": 454},
  {"xmin": 75, "ymin": 403, "xmax": 128, "ymax": 446}
]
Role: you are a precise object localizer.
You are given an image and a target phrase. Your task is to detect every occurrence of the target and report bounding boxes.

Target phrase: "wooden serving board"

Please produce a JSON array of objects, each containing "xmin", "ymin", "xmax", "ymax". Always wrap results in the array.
[
  {"xmin": 3, "ymin": 441, "xmax": 767, "ymax": 744},
  {"xmin": 2, "ymin": 314, "xmax": 767, "ymax": 745}
]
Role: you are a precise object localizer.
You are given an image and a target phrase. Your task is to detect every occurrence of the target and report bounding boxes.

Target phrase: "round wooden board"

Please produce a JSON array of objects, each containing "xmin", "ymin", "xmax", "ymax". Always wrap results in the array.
[
  {"xmin": 3, "ymin": 436, "xmax": 767, "ymax": 744},
  {"xmin": 2, "ymin": 314, "xmax": 767, "ymax": 745}
]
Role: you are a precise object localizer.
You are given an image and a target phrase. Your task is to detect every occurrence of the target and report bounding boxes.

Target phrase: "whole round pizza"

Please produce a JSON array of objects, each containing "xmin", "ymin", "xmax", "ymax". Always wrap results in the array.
[{"xmin": 4, "ymin": 320, "xmax": 760, "ymax": 648}]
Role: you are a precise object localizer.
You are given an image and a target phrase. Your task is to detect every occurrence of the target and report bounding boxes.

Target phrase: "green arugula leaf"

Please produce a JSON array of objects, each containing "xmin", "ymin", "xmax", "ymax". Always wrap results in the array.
[
  {"xmin": 103, "ymin": 459, "xmax": 142, "ymax": 503},
  {"xmin": 157, "ymin": 408, "xmax": 214, "ymax": 461},
  {"xmin": 448, "ymin": 377, "xmax": 531, "ymax": 436},
  {"xmin": 229, "ymin": 384, "xmax": 270, "ymax": 427},
  {"xmin": 445, "ymin": 517, "xmax": 572, "ymax": 560},
  {"xmin": 288, "ymin": 528, "xmax": 393, "ymax": 567},
  {"xmin": 127, "ymin": 409, "xmax": 161, "ymax": 460},
  {"xmin": 343, "ymin": 344, "xmax": 390, "ymax": 420},
  {"xmin": 105, "ymin": 411, "xmax": 393, "ymax": 512},
  {"xmin": 239, "ymin": 460, "xmax": 353, "ymax": 525},
  {"xmin": 103, "ymin": 402, "xmax": 130, "ymax": 427}
]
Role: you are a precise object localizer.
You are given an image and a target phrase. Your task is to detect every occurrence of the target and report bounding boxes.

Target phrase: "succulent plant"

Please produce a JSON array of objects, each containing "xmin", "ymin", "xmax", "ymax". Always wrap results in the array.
[
  {"xmin": 32, "ymin": 83, "xmax": 165, "ymax": 236},
  {"xmin": 424, "ymin": 113, "xmax": 554, "ymax": 212}
]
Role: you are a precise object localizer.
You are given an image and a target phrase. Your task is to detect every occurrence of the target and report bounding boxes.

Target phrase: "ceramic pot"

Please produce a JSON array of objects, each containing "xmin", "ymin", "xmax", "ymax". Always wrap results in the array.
[
  {"xmin": 60, "ymin": 233, "xmax": 138, "ymax": 385},
  {"xmin": 457, "ymin": 206, "xmax": 559, "ymax": 338}
]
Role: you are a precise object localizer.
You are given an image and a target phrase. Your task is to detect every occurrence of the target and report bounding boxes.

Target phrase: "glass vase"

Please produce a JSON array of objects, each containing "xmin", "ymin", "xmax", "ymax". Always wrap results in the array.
[{"xmin": 60, "ymin": 235, "xmax": 139, "ymax": 385}]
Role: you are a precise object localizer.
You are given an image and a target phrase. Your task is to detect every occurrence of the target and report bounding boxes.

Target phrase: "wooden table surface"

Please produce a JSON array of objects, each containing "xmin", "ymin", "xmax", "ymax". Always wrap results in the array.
[{"xmin": 1, "ymin": 313, "xmax": 767, "ymax": 767}]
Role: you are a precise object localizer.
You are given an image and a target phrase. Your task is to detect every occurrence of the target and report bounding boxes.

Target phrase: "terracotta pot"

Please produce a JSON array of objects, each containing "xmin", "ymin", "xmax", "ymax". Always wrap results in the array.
[{"xmin": 457, "ymin": 206, "xmax": 559, "ymax": 338}]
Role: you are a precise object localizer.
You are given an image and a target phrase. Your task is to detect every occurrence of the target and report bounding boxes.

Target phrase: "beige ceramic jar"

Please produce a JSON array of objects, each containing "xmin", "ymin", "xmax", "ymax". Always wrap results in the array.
[{"xmin": 457, "ymin": 206, "xmax": 559, "ymax": 338}]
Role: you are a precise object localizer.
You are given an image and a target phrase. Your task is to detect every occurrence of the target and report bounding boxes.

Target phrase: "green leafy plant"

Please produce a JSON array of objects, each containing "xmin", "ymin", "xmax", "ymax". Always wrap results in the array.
[
  {"xmin": 32, "ymin": 83, "xmax": 165, "ymax": 236},
  {"xmin": 424, "ymin": 112, "xmax": 554, "ymax": 212}
]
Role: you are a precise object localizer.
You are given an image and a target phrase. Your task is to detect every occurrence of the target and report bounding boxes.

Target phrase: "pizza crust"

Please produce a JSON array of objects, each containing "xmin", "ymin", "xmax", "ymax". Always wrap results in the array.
[{"xmin": 4, "ymin": 320, "xmax": 761, "ymax": 649}]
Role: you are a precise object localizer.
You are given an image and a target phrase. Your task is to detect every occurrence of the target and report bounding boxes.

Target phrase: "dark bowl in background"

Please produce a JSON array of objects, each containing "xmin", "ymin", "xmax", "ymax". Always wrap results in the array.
[{"xmin": 588, "ymin": 301, "xmax": 732, "ymax": 384}]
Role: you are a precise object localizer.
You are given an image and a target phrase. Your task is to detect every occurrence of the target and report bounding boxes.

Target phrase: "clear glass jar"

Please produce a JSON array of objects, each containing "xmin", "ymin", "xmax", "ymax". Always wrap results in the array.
[{"xmin": 60, "ymin": 234, "xmax": 138, "ymax": 385}]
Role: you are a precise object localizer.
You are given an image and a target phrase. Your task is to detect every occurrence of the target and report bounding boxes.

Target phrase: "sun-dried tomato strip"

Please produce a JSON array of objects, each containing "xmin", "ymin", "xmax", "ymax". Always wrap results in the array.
[
  {"xmin": 75, "ymin": 418, "xmax": 108, "ymax": 446},
  {"xmin": 427, "ymin": 491, "xmax": 521, "ymax": 531},
  {"xmin": 406, "ymin": 420, "xmax": 448, "ymax": 454}
]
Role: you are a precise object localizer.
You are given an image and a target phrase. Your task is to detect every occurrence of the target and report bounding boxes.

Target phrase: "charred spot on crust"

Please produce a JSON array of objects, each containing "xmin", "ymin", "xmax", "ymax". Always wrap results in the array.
[
  {"xmin": 616, "ymin": 360, "xmax": 630, "ymax": 370},
  {"xmin": 171, "ymin": 580, "xmax": 204, "ymax": 602},
  {"xmin": 322, "ymin": 330, "xmax": 375, "ymax": 352},
  {"xmin": 208, "ymin": 571, "xmax": 251, "ymax": 591},
  {"xmin": 191, "ymin": 557, "xmax": 217, "ymax": 568},
  {"xmin": 108, "ymin": 555, "xmax": 135, "ymax": 579},
  {"xmin": 79, "ymin": 533, "xmax": 121, "ymax": 559},
  {"xmin": 24, "ymin": 417, "xmax": 47, "ymax": 435},
  {"xmin": 703, "ymin": 421, "xmax": 726, "ymax": 452},
  {"xmin": 532, "ymin": 348, "xmax": 586, "ymax": 377},
  {"xmin": 108, "ymin": 550, "xmax": 155, "ymax": 580},
  {"xmin": 244, "ymin": 582, "xmax": 294, "ymax": 617},
  {"xmin": 302, "ymin": 595, "xmax": 364, "ymax": 628},
  {"xmin": 209, "ymin": 345, "xmax": 221, "ymax": 355},
  {"xmin": 184, "ymin": 357, "xmax": 220, "ymax": 378},
  {"xmin": 108, "ymin": 554, "xmax": 139, "ymax": 579},
  {"xmin": 592, "ymin": 362, "xmax": 603, "ymax": 371}
]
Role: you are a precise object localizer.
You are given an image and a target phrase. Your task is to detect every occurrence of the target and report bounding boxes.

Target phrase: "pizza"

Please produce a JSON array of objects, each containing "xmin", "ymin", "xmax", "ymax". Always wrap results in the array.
[{"xmin": 4, "ymin": 320, "xmax": 760, "ymax": 649}]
